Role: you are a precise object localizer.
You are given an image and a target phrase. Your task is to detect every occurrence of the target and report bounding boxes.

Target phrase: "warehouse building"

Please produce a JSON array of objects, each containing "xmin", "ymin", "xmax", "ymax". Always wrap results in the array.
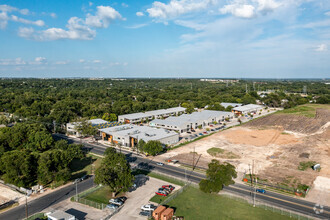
[
  {"xmin": 220, "ymin": 102, "xmax": 242, "ymax": 108},
  {"xmin": 118, "ymin": 107, "xmax": 186, "ymax": 124},
  {"xmin": 99, "ymin": 124, "xmax": 179, "ymax": 147},
  {"xmin": 66, "ymin": 119, "xmax": 122, "ymax": 136},
  {"xmin": 232, "ymin": 104, "xmax": 264, "ymax": 116},
  {"xmin": 149, "ymin": 110, "xmax": 234, "ymax": 133}
]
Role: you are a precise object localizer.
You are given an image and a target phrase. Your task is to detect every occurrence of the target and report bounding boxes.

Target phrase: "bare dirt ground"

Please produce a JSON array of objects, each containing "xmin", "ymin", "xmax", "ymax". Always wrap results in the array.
[
  {"xmin": 157, "ymin": 106, "xmax": 330, "ymax": 204},
  {"xmin": 0, "ymin": 184, "xmax": 24, "ymax": 205}
]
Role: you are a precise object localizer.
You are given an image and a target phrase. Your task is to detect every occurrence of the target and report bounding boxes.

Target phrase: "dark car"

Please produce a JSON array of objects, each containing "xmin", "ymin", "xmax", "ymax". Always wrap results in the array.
[
  {"xmin": 117, "ymin": 196, "xmax": 127, "ymax": 203},
  {"xmin": 80, "ymin": 175, "xmax": 88, "ymax": 181},
  {"xmin": 162, "ymin": 185, "xmax": 175, "ymax": 191},
  {"xmin": 139, "ymin": 210, "xmax": 152, "ymax": 217}
]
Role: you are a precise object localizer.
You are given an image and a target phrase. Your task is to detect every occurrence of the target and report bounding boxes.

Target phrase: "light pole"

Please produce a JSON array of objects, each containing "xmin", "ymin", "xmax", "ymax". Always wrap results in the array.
[{"xmin": 25, "ymin": 193, "xmax": 28, "ymax": 219}]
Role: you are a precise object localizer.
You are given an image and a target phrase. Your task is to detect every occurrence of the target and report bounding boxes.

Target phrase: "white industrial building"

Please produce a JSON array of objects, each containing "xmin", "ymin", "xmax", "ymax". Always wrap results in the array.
[
  {"xmin": 118, "ymin": 107, "xmax": 186, "ymax": 124},
  {"xmin": 232, "ymin": 104, "xmax": 264, "ymax": 115},
  {"xmin": 66, "ymin": 118, "xmax": 111, "ymax": 136},
  {"xmin": 149, "ymin": 110, "xmax": 234, "ymax": 133},
  {"xmin": 99, "ymin": 124, "xmax": 179, "ymax": 147},
  {"xmin": 220, "ymin": 102, "xmax": 242, "ymax": 108}
]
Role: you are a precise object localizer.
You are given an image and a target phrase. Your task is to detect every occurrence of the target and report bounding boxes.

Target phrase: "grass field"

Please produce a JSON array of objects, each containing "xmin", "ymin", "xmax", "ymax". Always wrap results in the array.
[
  {"xmin": 70, "ymin": 153, "xmax": 102, "ymax": 179},
  {"xmin": 166, "ymin": 187, "xmax": 292, "ymax": 220},
  {"xmin": 82, "ymin": 186, "xmax": 114, "ymax": 204},
  {"xmin": 278, "ymin": 104, "xmax": 330, "ymax": 118}
]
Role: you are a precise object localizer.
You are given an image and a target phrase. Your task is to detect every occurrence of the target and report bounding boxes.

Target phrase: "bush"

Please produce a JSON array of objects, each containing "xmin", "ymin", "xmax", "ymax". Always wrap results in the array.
[{"xmin": 298, "ymin": 161, "xmax": 316, "ymax": 171}]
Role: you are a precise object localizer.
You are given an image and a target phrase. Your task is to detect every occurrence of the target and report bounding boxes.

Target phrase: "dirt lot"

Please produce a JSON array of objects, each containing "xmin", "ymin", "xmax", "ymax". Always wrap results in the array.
[{"xmin": 157, "ymin": 105, "xmax": 330, "ymax": 203}]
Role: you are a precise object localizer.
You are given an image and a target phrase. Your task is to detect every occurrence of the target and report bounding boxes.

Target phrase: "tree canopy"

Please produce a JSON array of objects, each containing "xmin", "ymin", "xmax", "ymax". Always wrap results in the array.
[
  {"xmin": 199, "ymin": 160, "xmax": 237, "ymax": 193},
  {"xmin": 142, "ymin": 140, "xmax": 163, "ymax": 156},
  {"xmin": 95, "ymin": 147, "xmax": 134, "ymax": 195}
]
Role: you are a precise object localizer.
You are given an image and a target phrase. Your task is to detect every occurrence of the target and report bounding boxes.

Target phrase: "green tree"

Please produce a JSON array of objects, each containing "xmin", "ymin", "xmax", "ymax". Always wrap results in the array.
[
  {"xmin": 143, "ymin": 140, "xmax": 163, "ymax": 156},
  {"xmin": 137, "ymin": 139, "xmax": 146, "ymax": 153},
  {"xmin": 102, "ymin": 113, "xmax": 117, "ymax": 121},
  {"xmin": 181, "ymin": 102, "xmax": 195, "ymax": 114},
  {"xmin": 75, "ymin": 119, "xmax": 98, "ymax": 137},
  {"xmin": 95, "ymin": 150, "xmax": 134, "ymax": 197},
  {"xmin": 199, "ymin": 160, "xmax": 237, "ymax": 193}
]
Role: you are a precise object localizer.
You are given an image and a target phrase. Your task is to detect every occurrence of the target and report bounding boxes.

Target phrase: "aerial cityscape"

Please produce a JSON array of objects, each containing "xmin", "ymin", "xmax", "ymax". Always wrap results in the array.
[{"xmin": 0, "ymin": 1, "xmax": 329, "ymax": 220}]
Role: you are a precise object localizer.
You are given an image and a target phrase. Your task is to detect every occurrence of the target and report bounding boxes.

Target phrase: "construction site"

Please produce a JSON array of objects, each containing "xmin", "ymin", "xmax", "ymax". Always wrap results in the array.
[{"xmin": 158, "ymin": 104, "xmax": 330, "ymax": 204}]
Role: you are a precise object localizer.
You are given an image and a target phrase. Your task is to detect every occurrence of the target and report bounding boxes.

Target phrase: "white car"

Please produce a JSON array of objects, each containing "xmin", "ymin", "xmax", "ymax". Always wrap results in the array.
[
  {"xmin": 109, "ymin": 198, "xmax": 124, "ymax": 206},
  {"xmin": 156, "ymin": 162, "xmax": 164, "ymax": 166},
  {"xmin": 141, "ymin": 204, "xmax": 157, "ymax": 211}
]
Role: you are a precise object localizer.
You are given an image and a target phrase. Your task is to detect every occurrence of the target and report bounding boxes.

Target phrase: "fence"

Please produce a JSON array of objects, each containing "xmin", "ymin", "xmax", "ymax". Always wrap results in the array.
[
  {"xmin": 222, "ymin": 193, "xmax": 315, "ymax": 220},
  {"xmin": 74, "ymin": 197, "xmax": 107, "ymax": 210},
  {"xmin": 160, "ymin": 183, "xmax": 191, "ymax": 205}
]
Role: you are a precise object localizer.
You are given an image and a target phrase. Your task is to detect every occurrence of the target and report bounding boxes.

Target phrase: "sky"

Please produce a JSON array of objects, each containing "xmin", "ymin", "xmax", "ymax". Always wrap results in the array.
[{"xmin": 0, "ymin": 0, "xmax": 329, "ymax": 78}]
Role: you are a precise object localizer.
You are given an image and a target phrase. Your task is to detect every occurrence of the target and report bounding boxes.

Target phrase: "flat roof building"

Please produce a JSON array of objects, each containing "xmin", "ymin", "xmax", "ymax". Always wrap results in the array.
[
  {"xmin": 232, "ymin": 104, "xmax": 264, "ymax": 115},
  {"xmin": 220, "ymin": 102, "xmax": 242, "ymax": 108},
  {"xmin": 149, "ymin": 110, "xmax": 234, "ymax": 133},
  {"xmin": 118, "ymin": 107, "xmax": 186, "ymax": 124},
  {"xmin": 46, "ymin": 210, "xmax": 75, "ymax": 220},
  {"xmin": 99, "ymin": 124, "xmax": 179, "ymax": 148}
]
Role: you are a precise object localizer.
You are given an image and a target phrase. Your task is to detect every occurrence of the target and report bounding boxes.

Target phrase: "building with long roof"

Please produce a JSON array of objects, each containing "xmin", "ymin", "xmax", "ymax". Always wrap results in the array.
[
  {"xmin": 232, "ymin": 104, "xmax": 264, "ymax": 115},
  {"xmin": 149, "ymin": 110, "xmax": 234, "ymax": 133},
  {"xmin": 118, "ymin": 107, "xmax": 186, "ymax": 124},
  {"xmin": 99, "ymin": 124, "xmax": 179, "ymax": 147}
]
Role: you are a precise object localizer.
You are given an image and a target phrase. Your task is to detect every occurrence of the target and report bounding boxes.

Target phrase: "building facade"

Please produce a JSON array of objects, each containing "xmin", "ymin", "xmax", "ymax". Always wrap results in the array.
[{"xmin": 232, "ymin": 104, "xmax": 264, "ymax": 115}]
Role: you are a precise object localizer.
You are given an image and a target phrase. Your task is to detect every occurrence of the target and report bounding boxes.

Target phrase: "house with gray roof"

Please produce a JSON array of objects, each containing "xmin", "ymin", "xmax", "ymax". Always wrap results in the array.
[{"xmin": 232, "ymin": 104, "xmax": 264, "ymax": 115}]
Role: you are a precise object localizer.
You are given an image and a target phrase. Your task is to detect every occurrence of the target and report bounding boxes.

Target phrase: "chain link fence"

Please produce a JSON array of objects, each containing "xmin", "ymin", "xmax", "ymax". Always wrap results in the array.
[
  {"xmin": 160, "ymin": 183, "xmax": 191, "ymax": 205},
  {"xmin": 72, "ymin": 185, "xmax": 107, "ymax": 210}
]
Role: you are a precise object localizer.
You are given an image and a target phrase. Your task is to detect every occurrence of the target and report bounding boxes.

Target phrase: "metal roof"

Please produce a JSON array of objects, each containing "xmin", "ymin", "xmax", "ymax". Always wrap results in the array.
[
  {"xmin": 233, "ymin": 104, "xmax": 263, "ymax": 112},
  {"xmin": 220, "ymin": 102, "xmax": 242, "ymax": 108},
  {"xmin": 47, "ymin": 210, "xmax": 74, "ymax": 220},
  {"xmin": 119, "ymin": 107, "xmax": 186, "ymax": 120}
]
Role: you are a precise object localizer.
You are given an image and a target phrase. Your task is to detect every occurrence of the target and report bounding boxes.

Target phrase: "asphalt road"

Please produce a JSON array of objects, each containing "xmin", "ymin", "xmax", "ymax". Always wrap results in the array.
[{"xmin": 1, "ymin": 134, "xmax": 329, "ymax": 220}]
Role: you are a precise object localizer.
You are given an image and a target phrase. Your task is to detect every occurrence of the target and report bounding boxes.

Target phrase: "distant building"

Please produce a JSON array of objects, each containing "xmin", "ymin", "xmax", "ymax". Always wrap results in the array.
[
  {"xmin": 220, "ymin": 102, "xmax": 242, "ymax": 109},
  {"xmin": 118, "ymin": 107, "xmax": 186, "ymax": 124},
  {"xmin": 149, "ymin": 110, "xmax": 234, "ymax": 133},
  {"xmin": 46, "ymin": 210, "xmax": 75, "ymax": 220},
  {"xmin": 232, "ymin": 104, "xmax": 264, "ymax": 116},
  {"xmin": 66, "ymin": 118, "xmax": 122, "ymax": 136},
  {"xmin": 99, "ymin": 124, "xmax": 179, "ymax": 147}
]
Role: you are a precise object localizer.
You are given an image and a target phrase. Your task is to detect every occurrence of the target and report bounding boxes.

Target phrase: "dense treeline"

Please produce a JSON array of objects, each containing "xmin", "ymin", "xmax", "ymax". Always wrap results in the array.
[
  {"xmin": 0, "ymin": 123, "xmax": 84, "ymax": 187},
  {"xmin": 0, "ymin": 79, "xmax": 329, "ymax": 128}
]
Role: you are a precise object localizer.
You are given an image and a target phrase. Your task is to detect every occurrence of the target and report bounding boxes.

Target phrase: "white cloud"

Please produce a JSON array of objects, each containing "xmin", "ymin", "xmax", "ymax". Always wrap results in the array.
[
  {"xmin": 255, "ymin": 0, "xmax": 281, "ymax": 14},
  {"xmin": 121, "ymin": 3, "xmax": 129, "ymax": 8},
  {"xmin": 50, "ymin": 12, "xmax": 57, "ymax": 18},
  {"xmin": 136, "ymin": 11, "xmax": 144, "ymax": 17},
  {"xmin": 126, "ymin": 23, "xmax": 148, "ymax": 29},
  {"xmin": 146, "ymin": 0, "xmax": 215, "ymax": 19},
  {"xmin": 20, "ymin": 9, "xmax": 29, "ymax": 15},
  {"xmin": 0, "ymin": 5, "xmax": 17, "ymax": 12},
  {"xmin": 220, "ymin": 3, "xmax": 256, "ymax": 18},
  {"xmin": 0, "ymin": 11, "xmax": 8, "ymax": 29},
  {"xmin": 18, "ymin": 27, "xmax": 35, "ymax": 38},
  {"xmin": 315, "ymin": 44, "xmax": 327, "ymax": 52},
  {"xmin": 55, "ymin": 60, "xmax": 69, "ymax": 65},
  {"xmin": 79, "ymin": 59, "xmax": 86, "ymax": 63},
  {"xmin": 89, "ymin": 2, "xmax": 93, "ymax": 7},
  {"xmin": 92, "ymin": 59, "xmax": 102, "ymax": 63},
  {"xmin": 31, "ymin": 57, "xmax": 47, "ymax": 65},
  {"xmin": 85, "ymin": 6, "xmax": 123, "ymax": 28},
  {"xmin": 325, "ymin": 11, "xmax": 330, "ymax": 16},
  {"xmin": 0, "ymin": 57, "xmax": 26, "ymax": 65},
  {"xmin": 11, "ymin": 15, "xmax": 45, "ymax": 26}
]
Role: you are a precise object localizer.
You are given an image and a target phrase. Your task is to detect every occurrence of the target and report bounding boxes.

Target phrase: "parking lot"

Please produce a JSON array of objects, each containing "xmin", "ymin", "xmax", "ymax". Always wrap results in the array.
[{"xmin": 111, "ymin": 175, "xmax": 180, "ymax": 220}]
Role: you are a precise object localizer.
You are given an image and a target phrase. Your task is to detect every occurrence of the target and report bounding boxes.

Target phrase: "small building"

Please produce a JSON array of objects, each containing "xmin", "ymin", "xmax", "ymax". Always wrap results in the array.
[
  {"xmin": 232, "ymin": 104, "xmax": 264, "ymax": 116},
  {"xmin": 150, "ymin": 110, "xmax": 234, "ymax": 133},
  {"xmin": 161, "ymin": 207, "xmax": 174, "ymax": 220},
  {"xmin": 118, "ymin": 107, "xmax": 186, "ymax": 124},
  {"xmin": 153, "ymin": 205, "xmax": 166, "ymax": 220},
  {"xmin": 66, "ymin": 119, "xmax": 122, "ymax": 136},
  {"xmin": 46, "ymin": 210, "xmax": 75, "ymax": 220},
  {"xmin": 220, "ymin": 102, "xmax": 242, "ymax": 109},
  {"xmin": 99, "ymin": 124, "xmax": 179, "ymax": 147}
]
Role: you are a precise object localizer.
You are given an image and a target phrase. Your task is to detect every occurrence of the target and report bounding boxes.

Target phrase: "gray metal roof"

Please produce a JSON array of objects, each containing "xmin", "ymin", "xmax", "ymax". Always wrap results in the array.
[
  {"xmin": 99, "ymin": 124, "xmax": 178, "ymax": 142},
  {"xmin": 220, "ymin": 102, "xmax": 242, "ymax": 108},
  {"xmin": 119, "ymin": 107, "xmax": 186, "ymax": 120},
  {"xmin": 88, "ymin": 118, "xmax": 109, "ymax": 125},
  {"xmin": 47, "ymin": 210, "xmax": 74, "ymax": 220},
  {"xmin": 233, "ymin": 104, "xmax": 263, "ymax": 112}
]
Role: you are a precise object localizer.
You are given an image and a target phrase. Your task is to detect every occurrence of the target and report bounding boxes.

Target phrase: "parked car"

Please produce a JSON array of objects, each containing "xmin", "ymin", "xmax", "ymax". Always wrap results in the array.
[
  {"xmin": 139, "ymin": 210, "xmax": 152, "ymax": 217},
  {"xmin": 109, "ymin": 198, "xmax": 124, "ymax": 206},
  {"xmin": 210, "ymin": 124, "xmax": 214, "ymax": 127},
  {"xmin": 155, "ymin": 190, "xmax": 168, "ymax": 196},
  {"xmin": 187, "ymin": 131, "xmax": 191, "ymax": 134},
  {"xmin": 106, "ymin": 204, "xmax": 119, "ymax": 210},
  {"xmin": 211, "ymin": 129, "xmax": 215, "ymax": 131},
  {"xmin": 191, "ymin": 129, "xmax": 196, "ymax": 132},
  {"xmin": 159, "ymin": 187, "xmax": 171, "ymax": 193},
  {"xmin": 156, "ymin": 162, "xmax": 164, "ymax": 166},
  {"xmin": 80, "ymin": 175, "xmax": 88, "ymax": 181},
  {"xmin": 256, "ymin": 189, "xmax": 266, "ymax": 194},
  {"xmin": 199, "ymin": 133, "xmax": 203, "ymax": 136},
  {"xmin": 117, "ymin": 196, "xmax": 127, "ymax": 203},
  {"xmin": 162, "ymin": 185, "xmax": 175, "ymax": 191},
  {"xmin": 203, "ymin": 132, "xmax": 208, "ymax": 134},
  {"xmin": 141, "ymin": 204, "xmax": 157, "ymax": 211}
]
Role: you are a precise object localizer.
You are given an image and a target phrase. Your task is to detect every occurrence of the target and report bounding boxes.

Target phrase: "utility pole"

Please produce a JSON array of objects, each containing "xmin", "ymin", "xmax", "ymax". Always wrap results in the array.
[
  {"xmin": 192, "ymin": 146, "xmax": 195, "ymax": 170},
  {"xmin": 25, "ymin": 193, "xmax": 28, "ymax": 219}
]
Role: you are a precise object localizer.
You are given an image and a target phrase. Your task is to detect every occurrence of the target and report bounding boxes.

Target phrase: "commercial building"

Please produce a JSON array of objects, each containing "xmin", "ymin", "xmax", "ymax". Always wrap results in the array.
[
  {"xmin": 46, "ymin": 210, "xmax": 75, "ymax": 220},
  {"xmin": 220, "ymin": 102, "xmax": 242, "ymax": 108},
  {"xmin": 66, "ymin": 119, "xmax": 122, "ymax": 136},
  {"xmin": 99, "ymin": 124, "xmax": 179, "ymax": 147},
  {"xmin": 118, "ymin": 107, "xmax": 186, "ymax": 124},
  {"xmin": 232, "ymin": 104, "xmax": 264, "ymax": 115},
  {"xmin": 149, "ymin": 110, "xmax": 234, "ymax": 133}
]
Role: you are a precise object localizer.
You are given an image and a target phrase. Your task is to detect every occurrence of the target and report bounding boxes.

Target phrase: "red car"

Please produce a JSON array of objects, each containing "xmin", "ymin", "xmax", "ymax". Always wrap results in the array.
[
  {"xmin": 210, "ymin": 125, "xmax": 214, "ymax": 127},
  {"xmin": 203, "ymin": 132, "xmax": 208, "ymax": 134},
  {"xmin": 162, "ymin": 185, "xmax": 175, "ymax": 191},
  {"xmin": 155, "ymin": 191, "xmax": 168, "ymax": 196}
]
